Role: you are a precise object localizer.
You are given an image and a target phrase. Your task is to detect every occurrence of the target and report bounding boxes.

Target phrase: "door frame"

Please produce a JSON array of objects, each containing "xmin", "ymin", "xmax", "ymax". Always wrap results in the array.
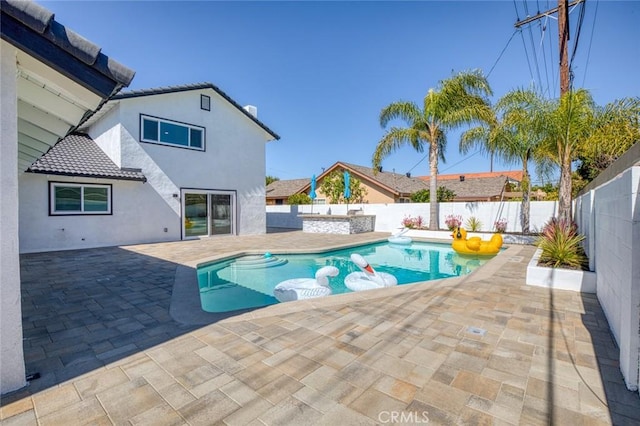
[{"xmin": 180, "ymin": 188, "xmax": 237, "ymax": 240}]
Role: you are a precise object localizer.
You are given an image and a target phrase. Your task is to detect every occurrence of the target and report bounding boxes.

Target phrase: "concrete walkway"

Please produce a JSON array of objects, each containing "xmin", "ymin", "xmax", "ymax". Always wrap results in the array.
[{"xmin": 1, "ymin": 231, "xmax": 639, "ymax": 425}]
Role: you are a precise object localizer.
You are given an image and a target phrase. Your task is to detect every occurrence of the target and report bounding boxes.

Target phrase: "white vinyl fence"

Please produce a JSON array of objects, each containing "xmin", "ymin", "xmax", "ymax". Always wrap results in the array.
[{"xmin": 267, "ymin": 200, "xmax": 558, "ymax": 234}]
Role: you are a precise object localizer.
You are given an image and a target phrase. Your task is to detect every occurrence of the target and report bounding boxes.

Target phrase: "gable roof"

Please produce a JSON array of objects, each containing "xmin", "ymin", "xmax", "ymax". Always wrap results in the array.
[
  {"xmin": 28, "ymin": 133, "xmax": 146, "ymax": 182},
  {"xmin": 293, "ymin": 162, "xmax": 429, "ymax": 197},
  {"xmin": 266, "ymin": 178, "xmax": 310, "ymax": 199},
  {"xmin": 112, "ymin": 82, "xmax": 280, "ymax": 141}
]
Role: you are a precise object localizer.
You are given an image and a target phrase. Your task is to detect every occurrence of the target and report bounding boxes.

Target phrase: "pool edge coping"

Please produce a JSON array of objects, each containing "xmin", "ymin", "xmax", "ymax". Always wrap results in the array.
[{"xmin": 170, "ymin": 238, "xmax": 526, "ymax": 326}]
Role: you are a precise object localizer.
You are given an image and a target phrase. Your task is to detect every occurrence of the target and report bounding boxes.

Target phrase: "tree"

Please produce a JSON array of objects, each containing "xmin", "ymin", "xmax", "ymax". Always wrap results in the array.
[
  {"xmin": 462, "ymin": 88, "xmax": 546, "ymax": 233},
  {"xmin": 319, "ymin": 170, "xmax": 367, "ymax": 204},
  {"xmin": 538, "ymin": 89, "xmax": 596, "ymax": 223},
  {"xmin": 410, "ymin": 187, "xmax": 456, "ymax": 203},
  {"xmin": 266, "ymin": 175, "xmax": 279, "ymax": 186},
  {"xmin": 373, "ymin": 70, "xmax": 493, "ymax": 230},
  {"xmin": 287, "ymin": 193, "xmax": 311, "ymax": 205},
  {"xmin": 574, "ymin": 97, "xmax": 640, "ymax": 183}
]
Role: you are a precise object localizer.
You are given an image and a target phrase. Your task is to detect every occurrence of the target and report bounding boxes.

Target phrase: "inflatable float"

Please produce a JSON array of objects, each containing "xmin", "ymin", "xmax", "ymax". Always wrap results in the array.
[
  {"xmin": 273, "ymin": 266, "xmax": 339, "ymax": 303},
  {"xmin": 387, "ymin": 227, "xmax": 412, "ymax": 245},
  {"xmin": 451, "ymin": 227, "xmax": 503, "ymax": 256},
  {"xmin": 345, "ymin": 253, "xmax": 397, "ymax": 292}
]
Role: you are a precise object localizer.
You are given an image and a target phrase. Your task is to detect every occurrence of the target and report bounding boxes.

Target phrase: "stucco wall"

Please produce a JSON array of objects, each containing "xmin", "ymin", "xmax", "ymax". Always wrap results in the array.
[
  {"xmin": 267, "ymin": 201, "xmax": 558, "ymax": 233},
  {"xmin": 1, "ymin": 43, "xmax": 27, "ymax": 394},
  {"xmin": 577, "ymin": 166, "xmax": 639, "ymax": 391},
  {"xmin": 19, "ymin": 174, "xmax": 178, "ymax": 253},
  {"xmin": 112, "ymin": 89, "xmax": 268, "ymax": 235}
]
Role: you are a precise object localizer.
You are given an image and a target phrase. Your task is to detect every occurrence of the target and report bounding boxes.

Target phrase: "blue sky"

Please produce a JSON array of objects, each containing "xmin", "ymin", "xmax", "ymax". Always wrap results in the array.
[{"xmin": 41, "ymin": 1, "xmax": 639, "ymax": 184}]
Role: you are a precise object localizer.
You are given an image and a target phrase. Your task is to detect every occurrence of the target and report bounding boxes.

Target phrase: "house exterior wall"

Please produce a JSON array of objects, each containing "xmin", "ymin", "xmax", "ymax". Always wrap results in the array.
[
  {"xmin": 19, "ymin": 174, "xmax": 177, "ymax": 253},
  {"xmin": 109, "ymin": 89, "xmax": 267, "ymax": 235},
  {"xmin": 576, "ymin": 166, "xmax": 640, "ymax": 391},
  {"xmin": 1, "ymin": 43, "xmax": 27, "ymax": 394}
]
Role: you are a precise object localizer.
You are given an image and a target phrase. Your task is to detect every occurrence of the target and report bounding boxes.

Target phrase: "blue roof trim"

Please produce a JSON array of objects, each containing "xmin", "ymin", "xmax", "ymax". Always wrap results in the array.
[{"xmin": 113, "ymin": 83, "xmax": 280, "ymax": 140}]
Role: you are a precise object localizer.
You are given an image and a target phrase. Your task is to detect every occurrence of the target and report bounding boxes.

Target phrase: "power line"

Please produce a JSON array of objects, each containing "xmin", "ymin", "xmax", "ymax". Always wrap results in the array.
[
  {"xmin": 569, "ymin": 0, "xmax": 587, "ymax": 88},
  {"xmin": 487, "ymin": 30, "xmax": 518, "ymax": 78},
  {"xmin": 523, "ymin": 1, "xmax": 545, "ymax": 91},
  {"xmin": 439, "ymin": 151, "xmax": 480, "ymax": 174},
  {"xmin": 582, "ymin": 0, "xmax": 600, "ymax": 87}
]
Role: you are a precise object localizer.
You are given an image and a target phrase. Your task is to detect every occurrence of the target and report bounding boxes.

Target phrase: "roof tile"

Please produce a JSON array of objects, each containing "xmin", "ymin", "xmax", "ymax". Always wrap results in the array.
[{"xmin": 28, "ymin": 133, "xmax": 146, "ymax": 181}]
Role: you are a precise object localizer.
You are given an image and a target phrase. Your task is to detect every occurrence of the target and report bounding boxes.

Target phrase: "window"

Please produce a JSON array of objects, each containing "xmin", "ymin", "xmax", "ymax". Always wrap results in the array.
[
  {"xmin": 50, "ymin": 183, "xmax": 111, "ymax": 215},
  {"xmin": 140, "ymin": 115, "xmax": 205, "ymax": 150},
  {"xmin": 201, "ymin": 94, "xmax": 210, "ymax": 111}
]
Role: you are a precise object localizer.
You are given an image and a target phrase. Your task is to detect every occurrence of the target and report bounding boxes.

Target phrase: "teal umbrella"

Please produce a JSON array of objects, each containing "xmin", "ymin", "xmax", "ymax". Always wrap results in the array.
[
  {"xmin": 344, "ymin": 171, "xmax": 351, "ymax": 210},
  {"xmin": 310, "ymin": 175, "xmax": 317, "ymax": 213}
]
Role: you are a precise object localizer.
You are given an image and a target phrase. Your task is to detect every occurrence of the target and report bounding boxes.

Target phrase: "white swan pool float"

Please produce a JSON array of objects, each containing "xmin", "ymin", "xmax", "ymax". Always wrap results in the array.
[
  {"xmin": 345, "ymin": 254, "xmax": 398, "ymax": 292},
  {"xmin": 273, "ymin": 266, "xmax": 339, "ymax": 303},
  {"xmin": 387, "ymin": 228, "xmax": 412, "ymax": 245}
]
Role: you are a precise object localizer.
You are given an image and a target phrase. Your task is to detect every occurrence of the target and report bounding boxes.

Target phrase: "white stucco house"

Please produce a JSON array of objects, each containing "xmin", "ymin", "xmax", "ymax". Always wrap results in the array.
[
  {"xmin": 19, "ymin": 83, "xmax": 280, "ymax": 253},
  {"xmin": 1, "ymin": 0, "xmax": 135, "ymax": 394}
]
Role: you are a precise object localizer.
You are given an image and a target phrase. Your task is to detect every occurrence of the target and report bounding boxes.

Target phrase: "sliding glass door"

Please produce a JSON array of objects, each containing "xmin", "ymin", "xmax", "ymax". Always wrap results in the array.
[{"xmin": 182, "ymin": 190, "xmax": 235, "ymax": 238}]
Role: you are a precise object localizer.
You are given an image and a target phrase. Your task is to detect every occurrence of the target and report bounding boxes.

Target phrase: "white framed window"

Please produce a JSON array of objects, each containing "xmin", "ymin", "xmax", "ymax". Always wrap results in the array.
[
  {"xmin": 140, "ymin": 114, "xmax": 205, "ymax": 151},
  {"xmin": 49, "ymin": 182, "xmax": 112, "ymax": 215}
]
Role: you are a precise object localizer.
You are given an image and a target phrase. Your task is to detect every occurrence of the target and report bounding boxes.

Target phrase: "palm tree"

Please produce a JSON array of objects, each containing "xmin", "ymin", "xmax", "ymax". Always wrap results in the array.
[
  {"xmin": 460, "ymin": 88, "xmax": 545, "ymax": 233},
  {"xmin": 539, "ymin": 89, "xmax": 595, "ymax": 223},
  {"xmin": 373, "ymin": 70, "xmax": 493, "ymax": 230}
]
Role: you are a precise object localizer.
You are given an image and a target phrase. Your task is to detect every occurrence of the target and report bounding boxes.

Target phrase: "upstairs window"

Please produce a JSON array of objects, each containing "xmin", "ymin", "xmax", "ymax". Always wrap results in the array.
[
  {"xmin": 140, "ymin": 115, "xmax": 205, "ymax": 151},
  {"xmin": 50, "ymin": 182, "xmax": 111, "ymax": 215}
]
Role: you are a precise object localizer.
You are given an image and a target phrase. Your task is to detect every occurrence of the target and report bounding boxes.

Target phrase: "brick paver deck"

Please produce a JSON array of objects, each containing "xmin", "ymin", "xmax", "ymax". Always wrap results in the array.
[{"xmin": 1, "ymin": 231, "xmax": 638, "ymax": 425}]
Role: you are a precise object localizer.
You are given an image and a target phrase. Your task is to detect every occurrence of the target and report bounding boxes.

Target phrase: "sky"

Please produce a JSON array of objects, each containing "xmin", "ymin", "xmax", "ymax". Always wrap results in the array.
[{"xmin": 40, "ymin": 0, "xmax": 640, "ymax": 184}]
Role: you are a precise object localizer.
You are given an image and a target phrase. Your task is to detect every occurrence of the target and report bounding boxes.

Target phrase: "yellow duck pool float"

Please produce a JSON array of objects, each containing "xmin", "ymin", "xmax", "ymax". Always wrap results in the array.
[{"xmin": 451, "ymin": 227, "xmax": 503, "ymax": 256}]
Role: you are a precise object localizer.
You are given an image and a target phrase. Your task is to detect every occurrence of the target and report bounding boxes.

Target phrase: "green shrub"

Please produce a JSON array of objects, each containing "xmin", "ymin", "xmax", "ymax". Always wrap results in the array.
[
  {"xmin": 287, "ymin": 193, "xmax": 312, "ymax": 205},
  {"xmin": 465, "ymin": 216, "xmax": 482, "ymax": 232},
  {"xmin": 536, "ymin": 218, "xmax": 588, "ymax": 270}
]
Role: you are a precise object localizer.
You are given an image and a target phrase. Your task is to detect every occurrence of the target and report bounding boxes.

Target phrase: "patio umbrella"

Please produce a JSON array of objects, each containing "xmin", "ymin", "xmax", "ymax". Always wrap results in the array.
[
  {"xmin": 310, "ymin": 175, "xmax": 317, "ymax": 213},
  {"xmin": 343, "ymin": 171, "xmax": 351, "ymax": 211}
]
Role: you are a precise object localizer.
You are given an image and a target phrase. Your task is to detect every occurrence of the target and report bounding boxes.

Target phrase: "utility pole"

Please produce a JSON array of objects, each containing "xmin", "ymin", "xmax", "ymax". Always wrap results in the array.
[
  {"xmin": 558, "ymin": 0, "xmax": 570, "ymax": 95},
  {"xmin": 514, "ymin": 0, "xmax": 582, "ymax": 96}
]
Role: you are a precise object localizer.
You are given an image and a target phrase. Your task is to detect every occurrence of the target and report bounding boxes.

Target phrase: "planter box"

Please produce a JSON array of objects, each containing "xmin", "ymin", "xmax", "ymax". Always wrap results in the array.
[{"xmin": 526, "ymin": 248, "xmax": 596, "ymax": 293}]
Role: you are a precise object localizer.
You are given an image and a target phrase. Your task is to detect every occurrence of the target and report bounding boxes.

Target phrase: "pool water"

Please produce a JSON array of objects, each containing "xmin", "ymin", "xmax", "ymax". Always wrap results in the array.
[{"xmin": 197, "ymin": 241, "xmax": 494, "ymax": 313}]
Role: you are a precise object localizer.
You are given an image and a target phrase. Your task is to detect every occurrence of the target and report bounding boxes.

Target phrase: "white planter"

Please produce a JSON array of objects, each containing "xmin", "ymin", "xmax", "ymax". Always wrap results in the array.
[{"xmin": 526, "ymin": 248, "xmax": 596, "ymax": 293}]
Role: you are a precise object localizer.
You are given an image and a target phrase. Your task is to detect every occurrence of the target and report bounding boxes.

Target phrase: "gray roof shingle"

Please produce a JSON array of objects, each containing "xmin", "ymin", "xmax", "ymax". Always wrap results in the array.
[
  {"xmin": 28, "ymin": 133, "xmax": 146, "ymax": 181},
  {"xmin": 1, "ymin": 0, "xmax": 135, "ymax": 93},
  {"xmin": 266, "ymin": 178, "xmax": 310, "ymax": 198},
  {"xmin": 113, "ymin": 83, "xmax": 279, "ymax": 141}
]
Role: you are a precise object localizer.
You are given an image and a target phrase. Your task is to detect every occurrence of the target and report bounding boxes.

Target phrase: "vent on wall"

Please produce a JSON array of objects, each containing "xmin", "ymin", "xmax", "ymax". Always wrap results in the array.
[{"xmin": 243, "ymin": 105, "xmax": 258, "ymax": 118}]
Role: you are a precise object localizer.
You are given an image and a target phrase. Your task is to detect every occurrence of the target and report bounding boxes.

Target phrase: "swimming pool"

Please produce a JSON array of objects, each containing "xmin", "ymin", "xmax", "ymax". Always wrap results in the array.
[{"xmin": 196, "ymin": 241, "xmax": 494, "ymax": 313}]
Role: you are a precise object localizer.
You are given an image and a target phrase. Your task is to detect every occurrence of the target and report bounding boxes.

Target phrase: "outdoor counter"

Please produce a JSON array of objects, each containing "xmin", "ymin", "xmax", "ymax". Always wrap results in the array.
[{"xmin": 299, "ymin": 214, "xmax": 376, "ymax": 234}]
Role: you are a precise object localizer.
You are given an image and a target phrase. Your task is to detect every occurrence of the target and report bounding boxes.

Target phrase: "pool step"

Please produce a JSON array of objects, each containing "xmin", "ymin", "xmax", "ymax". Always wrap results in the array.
[{"xmin": 231, "ymin": 255, "xmax": 288, "ymax": 269}]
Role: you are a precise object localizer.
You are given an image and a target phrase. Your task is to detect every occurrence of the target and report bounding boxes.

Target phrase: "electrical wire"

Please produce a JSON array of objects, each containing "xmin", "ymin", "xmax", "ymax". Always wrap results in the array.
[
  {"xmin": 487, "ymin": 30, "xmax": 518, "ymax": 78},
  {"xmin": 523, "ymin": 1, "xmax": 545, "ymax": 90},
  {"xmin": 582, "ymin": 0, "xmax": 600, "ymax": 87},
  {"xmin": 569, "ymin": 0, "xmax": 587, "ymax": 88},
  {"xmin": 439, "ymin": 151, "xmax": 480, "ymax": 174}
]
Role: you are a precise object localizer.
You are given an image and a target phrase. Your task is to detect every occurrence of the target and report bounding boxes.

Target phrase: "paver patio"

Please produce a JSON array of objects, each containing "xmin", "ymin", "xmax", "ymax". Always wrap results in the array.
[{"xmin": 1, "ymin": 230, "xmax": 639, "ymax": 425}]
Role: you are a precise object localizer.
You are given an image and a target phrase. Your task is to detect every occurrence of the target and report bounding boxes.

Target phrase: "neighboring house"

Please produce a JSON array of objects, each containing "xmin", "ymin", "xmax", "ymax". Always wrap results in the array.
[
  {"xmin": 419, "ymin": 171, "xmax": 521, "ymax": 202},
  {"xmin": 267, "ymin": 161, "xmax": 429, "ymax": 204},
  {"xmin": 266, "ymin": 178, "xmax": 310, "ymax": 205},
  {"xmin": 1, "ymin": 0, "xmax": 134, "ymax": 394},
  {"xmin": 268, "ymin": 162, "xmax": 522, "ymax": 204},
  {"xmin": 19, "ymin": 83, "xmax": 279, "ymax": 253}
]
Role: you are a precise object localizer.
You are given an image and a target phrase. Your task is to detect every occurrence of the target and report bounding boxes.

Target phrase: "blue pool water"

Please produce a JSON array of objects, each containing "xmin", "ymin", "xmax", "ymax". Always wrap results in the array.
[{"xmin": 197, "ymin": 241, "xmax": 494, "ymax": 313}]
